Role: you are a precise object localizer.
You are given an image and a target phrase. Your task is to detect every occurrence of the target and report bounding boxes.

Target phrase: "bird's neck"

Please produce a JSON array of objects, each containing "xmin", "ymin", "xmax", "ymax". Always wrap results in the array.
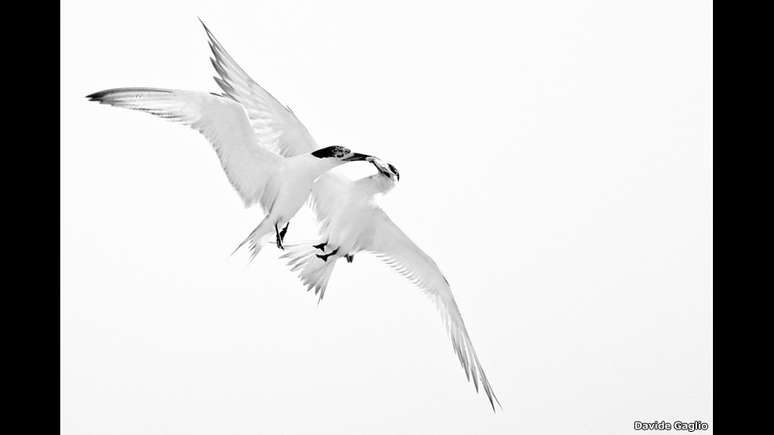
[
  {"xmin": 354, "ymin": 174, "xmax": 396, "ymax": 199},
  {"xmin": 291, "ymin": 154, "xmax": 343, "ymax": 180}
]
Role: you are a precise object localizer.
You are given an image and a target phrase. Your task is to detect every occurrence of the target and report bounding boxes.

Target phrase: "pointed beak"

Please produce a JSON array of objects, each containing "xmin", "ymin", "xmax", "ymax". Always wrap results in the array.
[{"xmin": 343, "ymin": 152, "xmax": 372, "ymax": 162}]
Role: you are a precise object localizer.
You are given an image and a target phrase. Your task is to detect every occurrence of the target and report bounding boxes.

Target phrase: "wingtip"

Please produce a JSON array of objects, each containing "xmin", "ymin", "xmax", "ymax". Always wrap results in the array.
[
  {"xmin": 486, "ymin": 389, "xmax": 503, "ymax": 413},
  {"xmin": 85, "ymin": 90, "xmax": 104, "ymax": 101},
  {"xmin": 86, "ymin": 87, "xmax": 173, "ymax": 103},
  {"xmin": 198, "ymin": 17, "xmax": 217, "ymax": 40}
]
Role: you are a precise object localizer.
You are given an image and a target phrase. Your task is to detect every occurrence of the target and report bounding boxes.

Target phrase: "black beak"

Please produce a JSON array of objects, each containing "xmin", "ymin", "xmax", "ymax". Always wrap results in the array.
[
  {"xmin": 389, "ymin": 164, "xmax": 400, "ymax": 181},
  {"xmin": 343, "ymin": 152, "xmax": 371, "ymax": 162}
]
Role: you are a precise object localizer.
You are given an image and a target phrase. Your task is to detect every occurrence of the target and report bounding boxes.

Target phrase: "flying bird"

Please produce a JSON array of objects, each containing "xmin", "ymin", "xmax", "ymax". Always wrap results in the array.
[
  {"xmin": 87, "ymin": 91, "xmax": 374, "ymax": 255},
  {"xmin": 201, "ymin": 20, "xmax": 501, "ymax": 411}
]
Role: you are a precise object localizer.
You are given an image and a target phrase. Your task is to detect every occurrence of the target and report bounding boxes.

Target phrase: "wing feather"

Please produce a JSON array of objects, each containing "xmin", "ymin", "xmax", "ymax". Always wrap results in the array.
[
  {"xmin": 87, "ymin": 87, "xmax": 281, "ymax": 210},
  {"xmin": 200, "ymin": 20, "xmax": 348, "ymax": 225},
  {"xmin": 367, "ymin": 210, "xmax": 501, "ymax": 411},
  {"xmin": 201, "ymin": 19, "xmax": 319, "ymax": 157}
]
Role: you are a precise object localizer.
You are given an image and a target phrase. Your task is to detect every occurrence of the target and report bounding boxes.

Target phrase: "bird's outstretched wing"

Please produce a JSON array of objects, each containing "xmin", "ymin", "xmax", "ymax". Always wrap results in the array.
[
  {"xmin": 200, "ymin": 19, "xmax": 319, "ymax": 157},
  {"xmin": 366, "ymin": 210, "xmax": 501, "ymax": 411},
  {"xmin": 87, "ymin": 87, "xmax": 281, "ymax": 210},
  {"xmin": 201, "ymin": 20, "xmax": 352, "ymax": 226}
]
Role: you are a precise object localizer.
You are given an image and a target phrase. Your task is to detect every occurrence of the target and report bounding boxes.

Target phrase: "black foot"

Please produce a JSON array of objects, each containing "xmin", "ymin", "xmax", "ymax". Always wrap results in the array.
[
  {"xmin": 279, "ymin": 222, "xmax": 289, "ymax": 243},
  {"xmin": 345, "ymin": 254, "xmax": 354, "ymax": 263},
  {"xmin": 275, "ymin": 223, "xmax": 284, "ymax": 250},
  {"xmin": 313, "ymin": 242, "xmax": 327, "ymax": 251},
  {"xmin": 316, "ymin": 248, "xmax": 339, "ymax": 262}
]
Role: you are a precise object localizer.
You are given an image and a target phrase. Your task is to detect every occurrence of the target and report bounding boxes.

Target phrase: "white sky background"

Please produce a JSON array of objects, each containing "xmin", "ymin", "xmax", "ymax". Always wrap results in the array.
[{"xmin": 61, "ymin": 1, "xmax": 712, "ymax": 434}]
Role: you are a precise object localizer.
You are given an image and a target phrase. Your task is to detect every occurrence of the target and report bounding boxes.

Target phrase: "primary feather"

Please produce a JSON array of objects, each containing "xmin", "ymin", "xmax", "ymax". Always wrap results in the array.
[
  {"xmin": 201, "ymin": 18, "xmax": 318, "ymax": 158},
  {"xmin": 86, "ymin": 87, "xmax": 281, "ymax": 210},
  {"xmin": 368, "ymin": 210, "xmax": 500, "ymax": 410}
]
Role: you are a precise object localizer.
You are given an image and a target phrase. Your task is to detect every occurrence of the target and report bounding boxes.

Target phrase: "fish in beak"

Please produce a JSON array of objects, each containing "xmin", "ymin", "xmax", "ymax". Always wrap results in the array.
[{"xmin": 343, "ymin": 152, "xmax": 372, "ymax": 162}]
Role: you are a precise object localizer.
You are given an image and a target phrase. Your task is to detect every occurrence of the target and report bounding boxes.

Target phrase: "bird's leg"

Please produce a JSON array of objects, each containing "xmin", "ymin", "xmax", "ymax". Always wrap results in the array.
[
  {"xmin": 274, "ymin": 223, "xmax": 285, "ymax": 250},
  {"xmin": 316, "ymin": 248, "xmax": 339, "ymax": 262},
  {"xmin": 279, "ymin": 222, "xmax": 289, "ymax": 244},
  {"xmin": 345, "ymin": 254, "xmax": 354, "ymax": 263},
  {"xmin": 313, "ymin": 241, "xmax": 327, "ymax": 251}
]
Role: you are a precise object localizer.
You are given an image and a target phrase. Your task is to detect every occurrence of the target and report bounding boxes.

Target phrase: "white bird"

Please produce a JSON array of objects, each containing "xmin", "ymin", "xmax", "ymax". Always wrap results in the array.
[
  {"xmin": 86, "ymin": 88, "xmax": 374, "ymax": 255},
  {"xmin": 201, "ymin": 20, "xmax": 501, "ymax": 410}
]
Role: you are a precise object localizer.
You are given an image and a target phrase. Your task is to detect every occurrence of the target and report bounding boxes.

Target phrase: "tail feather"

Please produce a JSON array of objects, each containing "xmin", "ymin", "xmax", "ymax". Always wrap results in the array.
[
  {"xmin": 279, "ymin": 244, "xmax": 338, "ymax": 303},
  {"xmin": 232, "ymin": 217, "xmax": 274, "ymax": 261}
]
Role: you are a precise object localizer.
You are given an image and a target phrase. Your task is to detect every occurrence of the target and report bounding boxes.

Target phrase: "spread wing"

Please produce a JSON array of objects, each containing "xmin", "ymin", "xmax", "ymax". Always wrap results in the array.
[
  {"xmin": 201, "ymin": 19, "xmax": 351, "ymax": 225},
  {"xmin": 87, "ymin": 87, "xmax": 282, "ymax": 210},
  {"xmin": 201, "ymin": 19, "xmax": 319, "ymax": 157},
  {"xmin": 366, "ymin": 210, "xmax": 501, "ymax": 411}
]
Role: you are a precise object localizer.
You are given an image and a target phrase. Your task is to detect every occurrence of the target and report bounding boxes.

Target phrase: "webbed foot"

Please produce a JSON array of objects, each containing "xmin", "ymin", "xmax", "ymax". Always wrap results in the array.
[
  {"xmin": 279, "ymin": 222, "xmax": 289, "ymax": 244},
  {"xmin": 275, "ymin": 223, "xmax": 285, "ymax": 250},
  {"xmin": 316, "ymin": 248, "xmax": 339, "ymax": 262}
]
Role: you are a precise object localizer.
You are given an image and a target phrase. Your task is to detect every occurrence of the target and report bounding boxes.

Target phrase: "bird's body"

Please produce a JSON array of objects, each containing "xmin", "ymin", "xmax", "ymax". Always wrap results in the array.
[
  {"xmin": 264, "ymin": 156, "xmax": 313, "ymax": 227},
  {"xmin": 279, "ymin": 170, "xmax": 397, "ymax": 294},
  {"xmin": 315, "ymin": 174, "xmax": 396, "ymax": 258}
]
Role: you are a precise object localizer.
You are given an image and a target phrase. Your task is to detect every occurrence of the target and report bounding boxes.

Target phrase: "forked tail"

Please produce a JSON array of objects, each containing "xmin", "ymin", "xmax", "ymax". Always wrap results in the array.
[
  {"xmin": 279, "ymin": 243, "xmax": 339, "ymax": 303},
  {"xmin": 232, "ymin": 216, "xmax": 275, "ymax": 262}
]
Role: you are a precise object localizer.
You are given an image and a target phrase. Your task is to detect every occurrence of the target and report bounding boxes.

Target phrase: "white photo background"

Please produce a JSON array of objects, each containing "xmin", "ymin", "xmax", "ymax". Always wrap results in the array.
[{"xmin": 61, "ymin": 1, "xmax": 712, "ymax": 434}]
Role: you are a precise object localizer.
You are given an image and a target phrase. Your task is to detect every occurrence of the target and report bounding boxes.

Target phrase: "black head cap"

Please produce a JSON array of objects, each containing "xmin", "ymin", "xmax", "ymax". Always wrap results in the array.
[{"xmin": 311, "ymin": 145, "xmax": 351, "ymax": 159}]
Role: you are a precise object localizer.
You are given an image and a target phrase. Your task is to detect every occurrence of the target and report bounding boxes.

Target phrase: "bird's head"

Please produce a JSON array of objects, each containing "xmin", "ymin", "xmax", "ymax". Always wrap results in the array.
[
  {"xmin": 311, "ymin": 145, "xmax": 372, "ymax": 163},
  {"xmin": 368, "ymin": 157, "xmax": 400, "ymax": 183}
]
